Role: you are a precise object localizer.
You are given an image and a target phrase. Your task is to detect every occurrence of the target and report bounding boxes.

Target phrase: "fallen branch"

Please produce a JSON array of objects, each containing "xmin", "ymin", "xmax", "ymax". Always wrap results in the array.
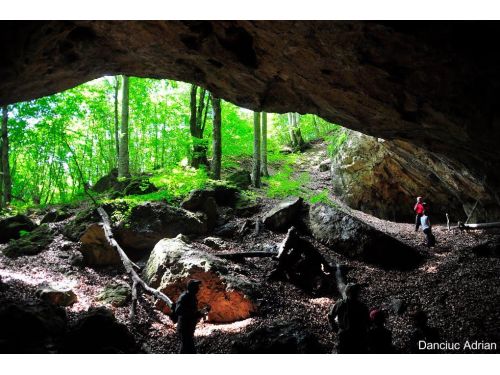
[
  {"xmin": 462, "ymin": 221, "xmax": 500, "ymax": 230},
  {"xmin": 216, "ymin": 251, "xmax": 277, "ymax": 260},
  {"xmin": 96, "ymin": 207, "xmax": 173, "ymax": 320}
]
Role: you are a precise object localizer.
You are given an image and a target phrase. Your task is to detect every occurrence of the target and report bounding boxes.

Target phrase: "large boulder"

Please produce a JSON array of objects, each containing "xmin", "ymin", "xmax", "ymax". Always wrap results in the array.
[
  {"xmin": 262, "ymin": 197, "xmax": 303, "ymax": 232},
  {"xmin": 91, "ymin": 168, "xmax": 158, "ymax": 197},
  {"xmin": 2, "ymin": 224, "xmax": 54, "ymax": 257},
  {"xmin": 308, "ymin": 203, "xmax": 422, "ymax": 269},
  {"xmin": 181, "ymin": 184, "xmax": 240, "ymax": 211},
  {"xmin": 62, "ymin": 307, "xmax": 138, "ymax": 353},
  {"xmin": 227, "ymin": 170, "xmax": 252, "ymax": 190},
  {"xmin": 40, "ymin": 208, "xmax": 72, "ymax": 224},
  {"xmin": 142, "ymin": 235, "xmax": 259, "ymax": 323},
  {"xmin": 114, "ymin": 202, "xmax": 208, "ymax": 252},
  {"xmin": 231, "ymin": 321, "xmax": 325, "ymax": 354},
  {"xmin": 0, "ymin": 302, "xmax": 68, "ymax": 353},
  {"xmin": 79, "ymin": 223, "xmax": 121, "ymax": 266},
  {"xmin": 0, "ymin": 214, "xmax": 37, "ymax": 243}
]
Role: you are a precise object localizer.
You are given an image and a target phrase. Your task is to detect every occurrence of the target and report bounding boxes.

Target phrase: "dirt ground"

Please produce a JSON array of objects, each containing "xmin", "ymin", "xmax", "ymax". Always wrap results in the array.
[{"xmin": 1, "ymin": 142, "xmax": 499, "ymax": 354}]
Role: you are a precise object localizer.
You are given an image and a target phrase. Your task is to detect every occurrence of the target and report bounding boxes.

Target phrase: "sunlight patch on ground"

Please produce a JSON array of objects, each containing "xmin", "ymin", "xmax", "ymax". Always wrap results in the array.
[
  {"xmin": 0, "ymin": 268, "xmax": 76, "ymax": 288},
  {"xmin": 195, "ymin": 318, "xmax": 255, "ymax": 337},
  {"xmin": 308, "ymin": 297, "xmax": 333, "ymax": 307}
]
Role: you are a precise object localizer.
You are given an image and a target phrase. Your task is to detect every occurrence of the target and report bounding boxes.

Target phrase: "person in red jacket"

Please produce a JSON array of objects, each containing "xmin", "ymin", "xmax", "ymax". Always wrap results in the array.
[{"xmin": 414, "ymin": 196, "xmax": 425, "ymax": 232}]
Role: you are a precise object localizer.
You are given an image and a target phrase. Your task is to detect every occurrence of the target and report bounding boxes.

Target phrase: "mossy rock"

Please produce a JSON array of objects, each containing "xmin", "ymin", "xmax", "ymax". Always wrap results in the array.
[
  {"xmin": 3, "ymin": 224, "xmax": 54, "ymax": 257},
  {"xmin": 41, "ymin": 208, "xmax": 72, "ymax": 224},
  {"xmin": 227, "ymin": 170, "xmax": 252, "ymax": 190},
  {"xmin": 97, "ymin": 282, "xmax": 131, "ymax": 307},
  {"xmin": 0, "ymin": 214, "xmax": 37, "ymax": 244},
  {"xmin": 123, "ymin": 179, "xmax": 158, "ymax": 196}
]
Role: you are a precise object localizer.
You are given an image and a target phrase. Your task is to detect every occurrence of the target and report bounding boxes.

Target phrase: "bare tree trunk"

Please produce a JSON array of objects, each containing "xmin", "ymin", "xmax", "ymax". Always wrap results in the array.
[
  {"xmin": 114, "ymin": 76, "xmax": 120, "ymax": 167},
  {"xmin": 189, "ymin": 84, "xmax": 209, "ymax": 168},
  {"xmin": 252, "ymin": 111, "xmax": 261, "ymax": 188},
  {"xmin": 118, "ymin": 75, "xmax": 130, "ymax": 178},
  {"xmin": 260, "ymin": 112, "xmax": 269, "ymax": 177},
  {"xmin": 1, "ymin": 106, "xmax": 12, "ymax": 204},
  {"xmin": 211, "ymin": 96, "xmax": 222, "ymax": 179},
  {"xmin": 288, "ymin": 112, "xmax": 305, "ymax": 150}
]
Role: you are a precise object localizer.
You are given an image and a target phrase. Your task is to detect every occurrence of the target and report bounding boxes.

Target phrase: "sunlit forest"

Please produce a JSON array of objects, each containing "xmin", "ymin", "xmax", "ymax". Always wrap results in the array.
[{"xmin": 0, "ymin": 76, "xmax": 344, "ymax": 211}]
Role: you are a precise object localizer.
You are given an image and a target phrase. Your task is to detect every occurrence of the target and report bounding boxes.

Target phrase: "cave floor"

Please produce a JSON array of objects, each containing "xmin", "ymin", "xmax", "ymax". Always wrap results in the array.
[{"xmin": 1, "ymin": 143, "xmax": 499, "ymax": 353}]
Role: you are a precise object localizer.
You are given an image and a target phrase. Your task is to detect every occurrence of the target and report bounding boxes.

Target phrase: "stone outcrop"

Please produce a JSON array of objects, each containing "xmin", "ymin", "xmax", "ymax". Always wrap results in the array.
[
  {"xmin": 227, "ymin": 170, "xmax": 252, "ymax": 190},
  {"xmin": 142, "ymin": 234, "xmax": 259, "ymax": 323},
  {"xmin": 331, "ymin": 130, "xmax": 500, "ymax": 222},
  {"xmin": 308, "ymin": 203, "xmax": 422, "ymax": 269},
  {"xmin": 263, "ymin": 197, "xmax": 303, "ymax": 232}
]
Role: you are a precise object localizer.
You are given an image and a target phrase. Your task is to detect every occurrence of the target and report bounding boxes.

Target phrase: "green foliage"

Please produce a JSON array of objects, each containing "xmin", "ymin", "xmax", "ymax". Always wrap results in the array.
[
  {"xmin": 264, "ymin": 155, "xmax": 310, "ymax": 198},
  {"xmin": 5, "ymin": 75, "xmax": 348, "ymax": 212},
  {"xmin": 327, "ymin": 128, "xmax": 348, "ymax": 157}
]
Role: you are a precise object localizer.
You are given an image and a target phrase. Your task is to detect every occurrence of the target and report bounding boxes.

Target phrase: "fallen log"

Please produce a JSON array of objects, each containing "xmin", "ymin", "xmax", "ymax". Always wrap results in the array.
[
  {"xmin": 96, "ymin": 207, "xmax": 173, "ymax": 320},
  {"xmin": 462, "ymin": 221, "xmax": 500, "ymax": 229},
  {"xmin": 216, "ymin": 251, "xmax": 277, "ymax": 260}
]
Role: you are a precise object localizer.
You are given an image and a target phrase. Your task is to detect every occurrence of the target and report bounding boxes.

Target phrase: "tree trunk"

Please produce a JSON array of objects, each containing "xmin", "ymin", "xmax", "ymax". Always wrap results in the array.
[
  {"xmin": 288, "ymin": 112, "xmax": 305, "ymax": 150},
  {"xmin": 260, "ymin": 112, "xmax": 269, "ymax": 177},
  {"xmin": 1, "ymin": 106, "xmax": 12, "ymax": 204},
  {"xmin": 118, "ymin": 75, "xmax": 130, "ymax": 178},
  {"xmin": 211, "ymin": 96, "xmax": 222, "ymax": 179},
  {"xmin": 114, "ymin": 76, "xmax": 120, "ymax": 167},
  {"xmin": 189, "ymin": 84, "xmax": 209, "ymax": 168},
  {"xmin": 252, "ymin": 111, "xmax": 261, "ymax": 188}
]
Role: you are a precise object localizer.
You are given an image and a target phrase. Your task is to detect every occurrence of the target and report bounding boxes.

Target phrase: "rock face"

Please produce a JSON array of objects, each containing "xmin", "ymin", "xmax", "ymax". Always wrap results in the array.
[
  {"xmin": 308, "ymin": 203, "xmax": 422, "ymax": 269},
  {"xmin": 231, "ymin": 321, "xmax": 325, "ymax": 354},
  {"xmin": 142, "ymin": 235, "xmax": 259, "ymax": 323},
  {"xmin": 0, "ymin": 215, "xmax": 37, "ymax": 243},
  {"xmin": 1, "ymin": 21, "xmax": 500, "ymax": 215},
  {"xmin": 331, "ymin": 130, "xmax": 499, "ymax": 222},
  {"xmin": 263, "ymin": 197, "xmax": 303, "ymax": 232}
]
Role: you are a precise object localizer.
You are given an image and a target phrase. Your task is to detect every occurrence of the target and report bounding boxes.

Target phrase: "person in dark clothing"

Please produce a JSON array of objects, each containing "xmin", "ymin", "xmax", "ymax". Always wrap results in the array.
[
  {"xmin": 409, "ymin": 310, "xmax": 440, "ymax": 353},
  {"xmin": 367, "ymin": 308, "xmax": 394, "ymax": 353},
  {"xmin": 328, "ymin": 283, "xmax": 370, "ymax": 353},
  {"xmin": 414, "ymin": 196, "xmax": 425, "ymax": 232},
  {"xmin": 174, "ymin": 279, "xmax": 210, "ymax": 354}
]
